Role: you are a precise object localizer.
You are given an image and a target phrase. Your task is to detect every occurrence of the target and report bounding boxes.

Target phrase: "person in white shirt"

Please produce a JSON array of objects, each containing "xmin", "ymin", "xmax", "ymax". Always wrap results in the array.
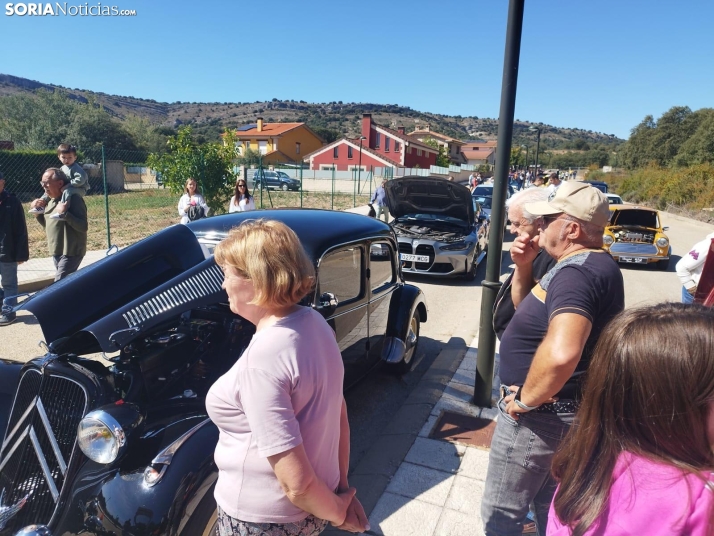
[
  {"xmin": 545, "ymin": 172, "xmax": 562, "ymax": 196},
  {"xmin": 229, "ymin": 179, "xmax": 256, "ymax": 213},
  {"xmin": 676, "ymin": 231, "xmax": 714, "ymax": 304},
  {"xmin": 178, "ymin": 178, "xmax": 210, "ymax": 224}
]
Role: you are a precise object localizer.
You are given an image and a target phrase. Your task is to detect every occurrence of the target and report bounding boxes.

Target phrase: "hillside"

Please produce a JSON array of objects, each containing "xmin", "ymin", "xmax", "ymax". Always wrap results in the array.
[{"xmin": 0, "ymin": 73, "xmax": 623, "ymax": 148}]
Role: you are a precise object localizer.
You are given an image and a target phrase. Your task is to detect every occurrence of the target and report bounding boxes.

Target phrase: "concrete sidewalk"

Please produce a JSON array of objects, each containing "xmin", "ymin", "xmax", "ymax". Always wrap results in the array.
[{"xmin": 364, "ymin": 341, "xmax": 498, "ymax": 536}]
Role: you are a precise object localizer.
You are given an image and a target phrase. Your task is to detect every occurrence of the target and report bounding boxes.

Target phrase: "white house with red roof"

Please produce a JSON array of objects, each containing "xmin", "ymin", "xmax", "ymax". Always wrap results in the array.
[
  {"xmin": 303, "ymin": 114, "xmax": 438, "ymax": 171},
  {"xmin": 461, "ymin": 140, "xmax": 497, "ymax": 167}
]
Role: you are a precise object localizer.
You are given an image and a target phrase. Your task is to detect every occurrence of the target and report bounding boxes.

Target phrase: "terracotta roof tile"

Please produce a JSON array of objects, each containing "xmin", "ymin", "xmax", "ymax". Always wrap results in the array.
[{"xmin": 233, "ymin": 122, "xmax": 303, "ymax": 137}]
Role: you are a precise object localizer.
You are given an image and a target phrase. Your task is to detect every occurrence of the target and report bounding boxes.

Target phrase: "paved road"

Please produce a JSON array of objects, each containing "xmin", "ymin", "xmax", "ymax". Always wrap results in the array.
[{"xmin": 2, "ymin": 208, "xmax": 712, "ymax": 474}]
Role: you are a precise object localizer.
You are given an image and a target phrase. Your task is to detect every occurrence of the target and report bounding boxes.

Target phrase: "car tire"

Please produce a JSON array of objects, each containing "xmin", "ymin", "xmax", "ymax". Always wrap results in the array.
[
  {"xmin": 281, "ymin": 183, "xmax": 289, "ymax": 191},
  {"xmin": 657, "ymin": 258, "xmax": 670, "ymax": 271},
  {"xmin": 394, "ymin": 309, "xmax": 420, "ymax": 375}
]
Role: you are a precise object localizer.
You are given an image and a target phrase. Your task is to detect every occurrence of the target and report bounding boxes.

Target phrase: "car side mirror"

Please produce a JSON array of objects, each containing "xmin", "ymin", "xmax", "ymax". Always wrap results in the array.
[
  {"xmin": 662, "ymin": 226, "xmax": 669, "ymax": 231},
  {"xmin": 315, "ymin": 292, "xmax": 338, "ymax": 316}
]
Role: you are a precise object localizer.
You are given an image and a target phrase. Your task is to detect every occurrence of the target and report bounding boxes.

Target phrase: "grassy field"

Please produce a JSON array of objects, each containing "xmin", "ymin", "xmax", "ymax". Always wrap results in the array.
[{"xmin": 23, "ymin": 188, "xmax": 372, "ymax": 259}]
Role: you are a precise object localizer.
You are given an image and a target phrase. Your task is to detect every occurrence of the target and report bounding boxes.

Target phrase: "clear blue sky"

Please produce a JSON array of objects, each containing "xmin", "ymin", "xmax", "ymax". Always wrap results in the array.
[{"xmin": 3, "ymin": 0, "xmax": 713, "ymax": 139}]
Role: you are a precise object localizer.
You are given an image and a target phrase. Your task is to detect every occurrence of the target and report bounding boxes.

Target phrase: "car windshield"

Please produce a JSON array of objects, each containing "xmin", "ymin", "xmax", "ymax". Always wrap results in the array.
[
  {"xmin": 472, "ymin": 196, "xmax": 493, "ymax": 209},
  {"xmin": 472, "ymin": 186, "xmax": 493, "ymax": 196}
]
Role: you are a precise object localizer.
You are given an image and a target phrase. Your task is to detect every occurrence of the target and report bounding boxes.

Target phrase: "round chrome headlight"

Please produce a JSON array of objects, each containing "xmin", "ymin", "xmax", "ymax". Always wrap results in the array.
[
  {"xmin": 603, "ymin": 235, "xmax": 614, "ymax": 246},
  {"xmin": 77, "ymin": 410, "xmax": 126, "ymax": 464},
  {"xmin": 656, "ymin": 237, "xmax": 669, "ymax": 248}
]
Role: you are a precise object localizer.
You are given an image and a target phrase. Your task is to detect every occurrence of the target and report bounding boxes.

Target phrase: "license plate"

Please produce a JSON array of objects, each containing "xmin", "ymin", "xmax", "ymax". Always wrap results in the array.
[
  {"xmin": 619, "ymin": 256, "xmax": 647, "ymax": 264},
  {"xmin": 400, "ymin": 253, "xmax": 430, "ymax": 263}
]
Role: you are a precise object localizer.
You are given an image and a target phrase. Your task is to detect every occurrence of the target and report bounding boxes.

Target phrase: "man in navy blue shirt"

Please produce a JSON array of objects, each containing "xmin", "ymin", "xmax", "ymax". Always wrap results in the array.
[
  {"xmin": 481, "ymin": 181, "xmax": 624, "ymax": 536},
  {"xmin": 371, "ymin": 178, "xmax": 389, "ymax": 222}
]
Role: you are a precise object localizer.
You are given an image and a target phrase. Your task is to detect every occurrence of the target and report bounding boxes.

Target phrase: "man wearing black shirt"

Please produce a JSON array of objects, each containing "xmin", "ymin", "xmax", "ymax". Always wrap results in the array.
[
  {"xmin": 493, "ymin": 188, "xmax": 556, "ymax": 339},
  {"xmin": 481, "ymin": 182, "xmax": 624, "ymax": 536}
]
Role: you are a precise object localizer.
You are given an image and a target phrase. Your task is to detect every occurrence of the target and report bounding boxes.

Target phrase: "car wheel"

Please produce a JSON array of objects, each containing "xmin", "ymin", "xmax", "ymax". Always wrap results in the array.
[
  {"xmin": 395, "ymin": 309, "xmax": 420, "ymax": 375},
  {"xmin": 657, "ymin": 258, "xmax": 670, "ymax": 271},
  {"xmin": 281, "ymin": 183, "xmax": 289, "ymax": 191}
]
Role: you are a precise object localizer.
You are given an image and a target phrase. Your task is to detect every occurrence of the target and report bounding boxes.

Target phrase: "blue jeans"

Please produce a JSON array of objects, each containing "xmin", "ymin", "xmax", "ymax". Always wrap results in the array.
[
  {"xmin": 481, "ymin": 396, "xmax": 574, "ymax": 536},
  {"xmin": 682, "ymin": 286, "xmax": 694, "ymax": 304},
  {"xmin": 0, "ymin": 262, "xmax": 19, "ymax": 312}
]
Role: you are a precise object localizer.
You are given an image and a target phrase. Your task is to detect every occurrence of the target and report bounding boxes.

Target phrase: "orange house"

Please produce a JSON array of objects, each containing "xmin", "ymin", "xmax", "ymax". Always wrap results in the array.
[{"xmin": 230, "ymin": 118, "xmax": 324, "ymax": 165}]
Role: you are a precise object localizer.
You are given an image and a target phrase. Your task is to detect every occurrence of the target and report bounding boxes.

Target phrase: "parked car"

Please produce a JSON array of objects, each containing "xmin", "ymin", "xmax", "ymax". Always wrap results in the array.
[
  {"xmin": 0, "ymin": 209, "xmax": 426, "ymax": 536},
  {"xmin": 253, "ymin": 169, "xmax": 301, "ymax": 191},
  {"xmin": 386, "ymin": 176, "xmax": 489, "ymax": 280},
  {"xmin": 603, "ymin": 205, "xmax": 671, "ymax": 270},
  {"xmin": 586, "ymin": 180, "xmax": 609, "ymax": 193},
  {"xmin": 606, "ymin": 193, "xmax": 624, "ymax": 204}
]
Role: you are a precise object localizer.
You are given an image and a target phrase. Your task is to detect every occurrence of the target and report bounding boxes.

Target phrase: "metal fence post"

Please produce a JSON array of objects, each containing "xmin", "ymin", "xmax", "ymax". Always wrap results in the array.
[
  {"xmin": 331, "ymin": 166, "xmax": 335, "ymax": 210},
  {"xmin": 101, "ymin": 145, "xmax": 111, "ymax": 248},
  {"xmin": 300, "ymin": 165, "xmax": 303, "ymax": 208}
]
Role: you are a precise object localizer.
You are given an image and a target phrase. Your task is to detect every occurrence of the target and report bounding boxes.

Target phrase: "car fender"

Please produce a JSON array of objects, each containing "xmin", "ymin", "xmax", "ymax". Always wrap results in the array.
[
  {"xmin": 0, "ymin": 359, "xmax": 26, "ymax": 436},
  {"xmin": 86, "ymin": 417, "xmax": 220, "ymax": 536},
  {"xmin": 381, "ymin": 284, "xmax": 427, "ymax": 364}
]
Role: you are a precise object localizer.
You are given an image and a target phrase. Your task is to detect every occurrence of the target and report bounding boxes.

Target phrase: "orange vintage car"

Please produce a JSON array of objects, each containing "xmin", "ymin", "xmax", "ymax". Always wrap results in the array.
[{"xmin": 602, "ymin": 205, "xmax": 671, "ymax": 270}]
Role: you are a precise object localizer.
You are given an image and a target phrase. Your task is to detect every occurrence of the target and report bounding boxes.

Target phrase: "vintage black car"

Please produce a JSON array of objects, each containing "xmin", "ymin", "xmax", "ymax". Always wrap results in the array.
[{"xmin": 0, "ymin": 209, "xmax": 427, "ymax": 536}]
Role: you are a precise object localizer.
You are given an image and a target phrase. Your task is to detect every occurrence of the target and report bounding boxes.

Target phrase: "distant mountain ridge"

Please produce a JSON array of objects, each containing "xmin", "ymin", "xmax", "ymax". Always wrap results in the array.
[{"xmin": 0, "ymin": 73, "xmax": 622, "ymax": 147}]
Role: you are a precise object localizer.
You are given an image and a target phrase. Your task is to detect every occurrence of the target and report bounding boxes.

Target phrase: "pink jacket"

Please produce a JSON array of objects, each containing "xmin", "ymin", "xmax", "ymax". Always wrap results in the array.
[{"xmin": 548, "ymin": 452, "xmax": 714, "ymax": 535}]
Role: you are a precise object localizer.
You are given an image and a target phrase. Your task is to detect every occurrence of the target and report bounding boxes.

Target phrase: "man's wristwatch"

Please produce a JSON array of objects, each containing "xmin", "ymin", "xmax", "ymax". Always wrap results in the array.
[{"xmin": 513, "ymin": 386, "xmax": 540, "ymax": 412}]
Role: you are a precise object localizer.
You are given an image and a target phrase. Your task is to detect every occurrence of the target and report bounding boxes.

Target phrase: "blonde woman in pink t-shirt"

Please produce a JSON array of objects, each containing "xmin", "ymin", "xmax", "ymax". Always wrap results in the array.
[
  {"xmin": 548, "ymin": 302, "xmax": 714, "ymax": 536},
  {"xmin": 207, "ymin": 219, "xmax": 368, "ymax": 536}
]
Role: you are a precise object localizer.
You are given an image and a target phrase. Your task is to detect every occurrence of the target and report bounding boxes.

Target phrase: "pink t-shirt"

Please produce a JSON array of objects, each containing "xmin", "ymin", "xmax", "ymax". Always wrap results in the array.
[
  {"xmin": 206, "ymin": 307, "xmax": 344, "ymax": 523},
  {"xmin": 548, "ymin": 452, "xmax": 714, "ymax": 535}
]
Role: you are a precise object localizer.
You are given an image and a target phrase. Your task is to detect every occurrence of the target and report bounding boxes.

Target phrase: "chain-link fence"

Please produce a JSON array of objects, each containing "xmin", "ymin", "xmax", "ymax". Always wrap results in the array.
[{"xmin": 0, "ymin": 146, "xmax": 391, "ymax": 265}]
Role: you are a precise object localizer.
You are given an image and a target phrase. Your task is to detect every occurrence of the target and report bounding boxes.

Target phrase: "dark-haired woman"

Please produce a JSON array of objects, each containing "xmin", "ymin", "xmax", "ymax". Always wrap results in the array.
[
  {"xmin": 229, "ymin": 179, "xmax": 255, "ymax": 213},
  {"xmin": 548, "ymin": 302, "xmax": 714, "ymax": 536}
]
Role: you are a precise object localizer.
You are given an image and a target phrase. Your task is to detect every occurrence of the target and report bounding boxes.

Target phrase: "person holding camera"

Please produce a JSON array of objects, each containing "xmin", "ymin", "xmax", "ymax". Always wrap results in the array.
[{"xmin": 178, "ymin": 177, "xmax": 210, "ymax": 224}]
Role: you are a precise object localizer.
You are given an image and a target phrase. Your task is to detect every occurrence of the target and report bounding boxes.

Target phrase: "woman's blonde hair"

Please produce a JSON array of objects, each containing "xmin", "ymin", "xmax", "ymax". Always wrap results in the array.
[{"xmin": 214, "ymin": 219, "xmax": 315, "ymax": 308}]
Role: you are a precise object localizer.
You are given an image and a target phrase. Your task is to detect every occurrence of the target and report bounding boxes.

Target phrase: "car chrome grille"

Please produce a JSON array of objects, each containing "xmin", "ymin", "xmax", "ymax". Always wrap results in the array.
[
  {"xmin": 122, "ymin": 264, "xmax": 224, "ymax": 327},
  {"xmin": 0, "ymin": 369, "xmax": 88, "ymax": 532},
  {"xmin": 610, "ymin": 243, "xmax": 658, "ymax": 255}
]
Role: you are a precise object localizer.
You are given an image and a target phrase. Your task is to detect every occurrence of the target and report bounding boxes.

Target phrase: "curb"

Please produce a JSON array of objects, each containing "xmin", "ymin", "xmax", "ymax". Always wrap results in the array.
[
  {"xmin": 326, "ymin": 340, "xmax": 469, "ymax": 534},
  {"xmin": 19, "ymin": 277, "xmax": 55, "ymax": 294}
]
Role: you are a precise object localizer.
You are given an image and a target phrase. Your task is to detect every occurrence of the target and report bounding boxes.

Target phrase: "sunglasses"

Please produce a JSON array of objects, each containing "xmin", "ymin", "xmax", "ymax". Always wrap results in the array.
[{"xmin": 237, "ymin": 183, "xmax": 246, "ymax": 187}]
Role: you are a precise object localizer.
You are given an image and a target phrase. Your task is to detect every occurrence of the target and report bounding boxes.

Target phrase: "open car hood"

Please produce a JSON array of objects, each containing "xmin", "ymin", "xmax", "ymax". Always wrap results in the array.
[
  {"xmin": 609, "ymin": 208, "xmax": 659, "ymax": 229},
  {"xmin": 385, "ymin": 176, "xmax": 474, "ymax": 224},
  {"xmin": 20, "ymin": 224, "xmax": 206, "ymax": 346}
]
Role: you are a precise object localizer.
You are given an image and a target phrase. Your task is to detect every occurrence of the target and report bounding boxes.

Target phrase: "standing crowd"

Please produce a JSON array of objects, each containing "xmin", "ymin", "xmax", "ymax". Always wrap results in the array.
[{"xmin": 2, "ymin": 149, "xmax": 714, "ymax": 536}]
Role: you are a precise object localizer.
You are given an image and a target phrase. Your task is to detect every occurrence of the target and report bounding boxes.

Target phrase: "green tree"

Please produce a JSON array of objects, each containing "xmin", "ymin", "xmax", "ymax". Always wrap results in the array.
[
  {"xmin": 147, "ymin": 127, "xmax": 236, "ymax": 214},
  {"xmin": 0, "ymin": 89, "xmax": 77, "ymax": 149},
  {"xmin": 123, "ymin": 115, "xmax": 170, "ymax": 153},
  {"xmin": 674, "ymin": 109, "xmax": 714, "ymax": 166},
  {"xmin": 422, "ymin": 137, "xmax": 450, "ymax": 167}
]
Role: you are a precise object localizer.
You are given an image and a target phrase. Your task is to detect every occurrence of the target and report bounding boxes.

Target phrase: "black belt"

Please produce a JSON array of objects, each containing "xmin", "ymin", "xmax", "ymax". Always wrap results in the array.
[{"xmin": 532, "ymin": 399, "xmax": 579, "ymax": 414}]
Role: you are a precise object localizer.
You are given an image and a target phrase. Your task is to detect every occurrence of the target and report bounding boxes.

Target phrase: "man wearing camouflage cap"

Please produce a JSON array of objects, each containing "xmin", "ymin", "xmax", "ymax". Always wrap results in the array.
[{"xmin": 481, "ymin": 181, "xmax": 625, "ymax": 535}]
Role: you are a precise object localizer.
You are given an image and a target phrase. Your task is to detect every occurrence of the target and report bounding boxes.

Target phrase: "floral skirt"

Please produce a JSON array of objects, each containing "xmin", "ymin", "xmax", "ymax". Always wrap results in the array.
[{"xmin": 216, "ymin": 506, "xmax": 328, "ymax": 536}]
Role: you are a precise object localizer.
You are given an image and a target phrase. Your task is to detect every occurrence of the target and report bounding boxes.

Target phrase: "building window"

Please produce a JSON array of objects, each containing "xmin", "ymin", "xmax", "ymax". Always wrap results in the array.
[
  {"xmin": 385, "ymin": 137, "xmax": 390, "ymax": 152},
  {"xmin": 259, "ymin": 140, "xmax": 267, "ymax": 155},
  {"xmin": 348, "ymin": 146, "xmax": 353, "ymax": 158},
  {"xmin": 246, "ymin": 141, "xmax": 251, "ymax": 150},
  {"xmin": 407, "ymin": 147, "xmax": 412, "ymax": 154},
  {"xmin": 296, "ymin": 142, "xmax": 301, "ymax": 154},
  {"xmin": 272, "ymin": 139, "xmax": 278, "ymax": 152},
  {"xmin": 333, "ymin": 146, "xmax": 339, "ymax": 158},
  {"xmin": 234, "ymin": 142, "xmax": 242, "ymax": 154},
  {"xmin": 394, "ymin": 141, "xmax": 400, "ymax": 152},
  {"xmin": 417, "ymin": 148, "xmax": 422, "ymax": 156},
  {"xmin": 375, "ymin": 132, "xmax": 381, "ymax": 148}
]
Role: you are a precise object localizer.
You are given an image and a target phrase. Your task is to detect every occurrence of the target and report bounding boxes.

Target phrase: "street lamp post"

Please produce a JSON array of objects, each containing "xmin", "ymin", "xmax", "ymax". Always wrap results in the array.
[{"xmin": 529, "ymin": 126, "xmax": 540, "ymax": 177}]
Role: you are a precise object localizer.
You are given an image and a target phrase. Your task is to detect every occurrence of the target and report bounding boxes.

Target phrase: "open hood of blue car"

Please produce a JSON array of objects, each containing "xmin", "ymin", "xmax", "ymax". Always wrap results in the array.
[{"xmin": 20, "ymin": 224, "xmax": 206, "ymax": 346}]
